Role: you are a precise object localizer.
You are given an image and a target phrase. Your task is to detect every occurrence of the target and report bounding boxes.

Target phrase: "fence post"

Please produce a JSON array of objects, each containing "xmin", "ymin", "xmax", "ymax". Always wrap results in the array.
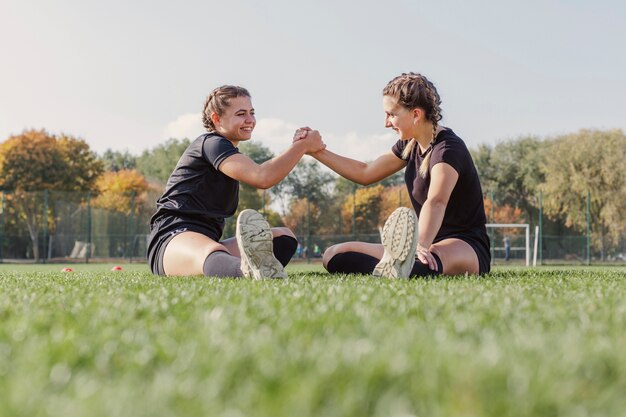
[
  {"xmin": 262, "ymin": 190, "xmax": 266, "ymax": 215},
  {"xmin": 86, "ymin": 191, "xmax": 91, "ymax": 264},
  {"xmin": 490, "ymin": 190, "xmax": 495, "ymax": 262},
  {"xmin": 129, "ymin": 191, "xmax": 135, "ymax": 263},
  {"xmin": 42, "ymin": 190, "xmax": 48, "ymax": 264},
  {"xmin": 538, "ymin": 191, "xmax": 543, "ymax": 265},
  {"xmin": 0, "ymin": 191, "xmax": 4, "ymax": 262},
  {"xmin": 586, "ymin": 190, "xmax": 591, "ymax": 265},
  {"xmin": 306, "ymin": 189, "xmax": 311, "ymax": 264}
]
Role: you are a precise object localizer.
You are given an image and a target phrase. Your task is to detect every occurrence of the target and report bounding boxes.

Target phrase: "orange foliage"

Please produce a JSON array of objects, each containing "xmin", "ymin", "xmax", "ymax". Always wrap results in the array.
[
  {"xmin": 0, "ymin": 129, "xmax": 103, "ymax": 191},
  {"xmin": 92, "ymin": 169, "xmax": 149, "ymax": 214},
  {"xmin": 340, "ymin": 185, "xmax": 385, "ymax": 233},
  {"xmin": 483, "ymin": 198, "xmax": 524, "ymax": 223},
  {"xmin": 282, "ymin": 198, "xmax": 319, "ymax": 235},
  {"xmin": 380, "ymin": 185, "xmax": 412, "ymax": 225}
]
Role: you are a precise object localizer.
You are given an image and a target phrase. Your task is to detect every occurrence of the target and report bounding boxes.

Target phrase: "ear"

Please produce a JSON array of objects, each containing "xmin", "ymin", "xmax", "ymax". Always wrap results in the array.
[
  {"xmin": 412, "ymin": 108, "xmax": 424, "ymax": 124},
  {"xmin": 210, "ymin": 112, "xmax": 220, "ymax": 128}
]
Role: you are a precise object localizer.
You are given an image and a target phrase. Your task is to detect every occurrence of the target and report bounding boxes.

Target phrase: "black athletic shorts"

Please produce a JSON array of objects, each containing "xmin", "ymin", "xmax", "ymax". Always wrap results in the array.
[
  {"xmin": 435, "ymin": 232, "xmax": 491, "ymax": 275},
  {"xmin": 147, "ymin": 214, "xmax": 225, "ymax": 276}
]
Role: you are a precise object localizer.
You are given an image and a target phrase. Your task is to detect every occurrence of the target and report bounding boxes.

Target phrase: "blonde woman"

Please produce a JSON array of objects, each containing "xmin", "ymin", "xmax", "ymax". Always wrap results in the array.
[{"xmin": 300, "ymin": 73, "xmax": 490, "ymax": 278}]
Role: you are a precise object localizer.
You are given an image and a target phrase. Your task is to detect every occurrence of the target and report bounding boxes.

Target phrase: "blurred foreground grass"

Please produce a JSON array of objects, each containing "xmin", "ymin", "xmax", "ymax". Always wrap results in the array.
[{"xmin": 1, "ymin": 265, "xmax": 625, "ymax": 417}]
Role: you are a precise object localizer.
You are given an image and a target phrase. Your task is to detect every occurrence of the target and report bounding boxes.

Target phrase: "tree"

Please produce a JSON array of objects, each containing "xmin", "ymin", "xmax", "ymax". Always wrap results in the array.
[
  {"xmin": 380, "ymin": 185, "xmax": 412, "ymax": 224},
  {"xmin": 276, "ymin": 159, "xmax": 334, "ymax": 207},
  {"xmin": 483, "ymin": 198, "xmax": 524, "ymax": 224},
  {"xmin": 340, "ymin": 184, "xmax": 386, "ymax": 234},
  {"xmin": 275, "ymin": 159, "xmax": 336, "ymax": 234},
  {"xmin": 92, "ymin": 169, "xmax": 149, "ymax": 214},
  {"xmin": 100, "ymin": 149, "xmax": 137, "ymax": 172},
  {"xmin": 471, "ymin": 136, "xmax": 545, "ymax": 224},
  {"xmin": 540, "ymin": 129, "xmax": 626, "ymax": 259},
  {"xmin": 282, "ymin": 197, "xmax": 320, "ymax": 239},
  {"xmin": 0, "ymin": 129, "xmax": 103, "ymax": 260},
  {"xmin": 136, "ymin": 138, "xmax": 191, "ymax": 183}
]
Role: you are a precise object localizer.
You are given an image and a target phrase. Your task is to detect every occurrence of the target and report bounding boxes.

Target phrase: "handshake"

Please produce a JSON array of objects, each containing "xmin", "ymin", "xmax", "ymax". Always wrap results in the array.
[{"xmin": 292, "ymin": 127, "xmax": 326, "ymax": 155}]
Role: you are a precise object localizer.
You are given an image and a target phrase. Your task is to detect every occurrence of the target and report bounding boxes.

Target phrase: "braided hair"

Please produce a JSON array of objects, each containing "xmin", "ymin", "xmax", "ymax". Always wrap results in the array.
[
  {"xmin": 202, "ymin": 85, "xmax": 251, "ymax": 132},
  {"xmin": 383, "ymin": 73, "xmax": 442, "ymax": 177}
]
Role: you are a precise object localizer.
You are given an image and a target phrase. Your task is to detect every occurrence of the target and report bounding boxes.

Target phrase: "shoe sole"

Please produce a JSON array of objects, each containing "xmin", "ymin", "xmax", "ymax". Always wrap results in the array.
[
  {"xmin": 236, "ymin": 209, "xmax": 287, "ymax": 279},
  {"xmin": 373, "ymin": 207, "xmax": 418, "ymax": 278}
]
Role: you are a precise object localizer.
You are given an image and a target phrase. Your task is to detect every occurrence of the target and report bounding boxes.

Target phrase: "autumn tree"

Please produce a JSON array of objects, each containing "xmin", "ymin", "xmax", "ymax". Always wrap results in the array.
[
  {"xmin": 380, "ymin": 185, "xmax": 412, "ymax": 225},
  {"xmin": 92, "ymin": 169, "xmax": 149, "ymax": 214},
  {"xmin": 0, "ymin": 129, "xmax": 103, "ymax": 260},
  {"xmin": 340, "ymin": 184, "xmax": 386, "ymax": 235},
  {"xmin": 274, "ymin": 159, "xmax": 336, "ymax": 234},
  {"xmin": 540, "ymin": 129, "xmax": 626, "ymax": 259},
  {"xmin": 282, "ymin": 197, "xmax": 320, "ymax": 238},
  {"xmin": 483, "ymin": 198, "xmax": 524, "ymax": 224}
]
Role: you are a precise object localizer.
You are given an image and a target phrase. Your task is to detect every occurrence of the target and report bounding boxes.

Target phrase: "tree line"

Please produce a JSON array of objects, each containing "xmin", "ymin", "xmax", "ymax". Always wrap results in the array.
[{"xmin": 0, "ymin": 128, "xmax": 624, "ymax": 260}]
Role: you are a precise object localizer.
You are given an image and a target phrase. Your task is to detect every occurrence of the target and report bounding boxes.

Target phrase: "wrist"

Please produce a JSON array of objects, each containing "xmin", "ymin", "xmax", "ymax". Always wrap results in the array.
[
  {"xmin": 417, "ymin": 243, "xmax": 430, "ymax": 251},
  {"xmin": 291, "ymin": 139, "xmax": 307, "ymax": 152},
  {"xmin": 309, "ymin": 147, "xmax": 326, "ymax": 158}
]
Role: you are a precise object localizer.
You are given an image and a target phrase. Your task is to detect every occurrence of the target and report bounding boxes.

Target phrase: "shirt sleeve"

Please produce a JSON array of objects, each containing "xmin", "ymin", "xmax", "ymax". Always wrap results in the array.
[
  {"xmin": 203, "ymin": 135, "xmax": 240, "ymax": 169},
  {"xmin": 430, "ymin": 139, "xmax": 466, "ymax": 175},
  {"xmin": 391, "ymin": 139, "xmax": 406, "ymax": 160}
]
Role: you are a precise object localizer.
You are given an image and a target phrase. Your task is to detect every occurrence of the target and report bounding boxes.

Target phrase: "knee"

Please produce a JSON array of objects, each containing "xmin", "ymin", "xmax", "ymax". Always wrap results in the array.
[
  {"xmin": 322, "ymin": 243, "xmax": 348, "ymax": 268},
  {"xmin": 201, "ymin": 242, "xmax": 229, "ymax": 259},
  {"xmin": 271, "ymin": 227, "xmax": 296, "ymax": 240}
]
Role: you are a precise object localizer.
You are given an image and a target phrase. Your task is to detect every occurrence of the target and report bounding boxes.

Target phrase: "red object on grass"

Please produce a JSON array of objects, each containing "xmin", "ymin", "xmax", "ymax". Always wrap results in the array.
[
  {"xmin": 111, "ymin": 266, "xmax": 123, "ymax": 271},
  {"xmin": 61, "ymin": 267, "xmax": 73, "ymax": 272}
]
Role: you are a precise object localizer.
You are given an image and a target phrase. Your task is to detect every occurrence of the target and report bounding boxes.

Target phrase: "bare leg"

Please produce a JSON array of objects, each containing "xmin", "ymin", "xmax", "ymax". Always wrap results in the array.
[
  {"xmin": 323, "ymin": 238, "xmax": 479, "ymax": 276},
  {"xmin": 322, "ymin": 242, "xmax": 384, "ymax": 269},
  {"xmin": 163, "ymin": 231, "xmax": 228, "ymax": 276},
  {"xmin": 430, "ymin": 238, "xmax": 479, "ymax": 275}
]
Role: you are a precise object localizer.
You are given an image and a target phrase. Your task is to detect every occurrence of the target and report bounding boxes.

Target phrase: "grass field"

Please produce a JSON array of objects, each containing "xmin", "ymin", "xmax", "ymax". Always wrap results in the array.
[{"xmin": 1, "ymin": 263, "xmax": 625, "ymax": 417}]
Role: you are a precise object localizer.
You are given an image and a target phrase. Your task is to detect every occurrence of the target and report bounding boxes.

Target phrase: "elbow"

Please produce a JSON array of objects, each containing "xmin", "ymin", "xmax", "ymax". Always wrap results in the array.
[
  {"xmin": 255, "ymin": 173, "xmax": 275, "ymax": 190},
  {"xmin": 257, "ymin": 181, "xmax": 273, "ymax": 190}
]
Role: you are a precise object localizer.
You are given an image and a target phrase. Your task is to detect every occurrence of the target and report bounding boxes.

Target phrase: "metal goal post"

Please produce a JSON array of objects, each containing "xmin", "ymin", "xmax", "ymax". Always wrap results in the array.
[{"xmin": 486, "ymin": 223, "xmax": 531, "ymax": 266}]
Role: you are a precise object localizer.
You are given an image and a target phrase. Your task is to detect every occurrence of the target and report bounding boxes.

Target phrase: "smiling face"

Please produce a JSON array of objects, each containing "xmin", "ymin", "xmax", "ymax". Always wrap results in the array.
[
  {"xmin": 383, "ymin": 95, "xmax": 420, "ymax": 141},
  {"xmin": 212, "ymin": 95, "xmax": 256, "ymax": 144}
]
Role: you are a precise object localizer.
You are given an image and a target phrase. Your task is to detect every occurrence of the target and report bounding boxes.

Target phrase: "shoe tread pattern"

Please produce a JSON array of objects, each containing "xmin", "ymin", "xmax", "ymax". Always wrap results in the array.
[
  {"xmin": 237, "ymin": 210, "xmax": 287, "ymax": 279},
  {"xmin": 373, "ymin": 207, "xmax": 418, "ymax": 278}
]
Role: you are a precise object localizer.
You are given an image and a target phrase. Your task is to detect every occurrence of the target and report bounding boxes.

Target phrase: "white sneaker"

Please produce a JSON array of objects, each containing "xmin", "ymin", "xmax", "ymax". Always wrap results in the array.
[
  {"xmin": 373, "ymin": 207, "xmax": 418, "ymax": 279},
  {"xmin": 236, "ymin": 209, "xmax": 287, "ymax": 279}
]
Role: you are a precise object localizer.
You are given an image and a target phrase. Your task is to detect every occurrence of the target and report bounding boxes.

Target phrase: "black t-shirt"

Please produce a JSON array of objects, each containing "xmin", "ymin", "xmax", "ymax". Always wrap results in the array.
[
  {"xmin": 150, "ymin": 133, "xmax": 240, "ymax": 225},
  {"xmin": 392, "ymin": 128, "xmax": 489, "ymax": 248}
]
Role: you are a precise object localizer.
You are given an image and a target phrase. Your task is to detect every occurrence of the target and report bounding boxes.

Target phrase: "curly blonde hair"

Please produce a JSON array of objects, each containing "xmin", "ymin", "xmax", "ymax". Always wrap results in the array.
[{"xmin": 383, "ymin": 73, "xmax": 442, "ymax": 177}]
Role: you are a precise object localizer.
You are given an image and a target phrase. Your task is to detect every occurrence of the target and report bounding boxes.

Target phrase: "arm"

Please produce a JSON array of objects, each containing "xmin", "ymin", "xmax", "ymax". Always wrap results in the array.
[
  {"xmin": 219, "ymin": 131, "xmax": 324, "ymax": 189},
  {"xmin": 415, "ymin": 162, "xmax": 459, "ymax": 270},
  {"xmin": 310, "ymin": 148, "xmax": 406, "ymax": 185}
]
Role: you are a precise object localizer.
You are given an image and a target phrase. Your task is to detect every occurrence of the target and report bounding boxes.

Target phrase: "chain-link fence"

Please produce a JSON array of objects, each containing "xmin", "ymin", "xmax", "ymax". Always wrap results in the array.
[{"xmin": 0, "ymin": 188, "xmax": 624, "ymax": 265}]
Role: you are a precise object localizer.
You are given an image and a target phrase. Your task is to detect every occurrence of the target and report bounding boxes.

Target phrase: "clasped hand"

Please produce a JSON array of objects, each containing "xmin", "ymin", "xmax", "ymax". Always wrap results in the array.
[{"xmin": 292, "ymin": 127, "xmax": 325, "ymax": 154}]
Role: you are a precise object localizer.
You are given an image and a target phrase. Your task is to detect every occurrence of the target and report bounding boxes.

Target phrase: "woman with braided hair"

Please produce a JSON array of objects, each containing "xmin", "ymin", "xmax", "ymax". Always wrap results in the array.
[
  {"xmin": 299, "ymin": 72, "xmax": 490, "ymax": 278},
  {"xmin": 147, "ymin": 85, "xmax": 325, "ymax": 278}
]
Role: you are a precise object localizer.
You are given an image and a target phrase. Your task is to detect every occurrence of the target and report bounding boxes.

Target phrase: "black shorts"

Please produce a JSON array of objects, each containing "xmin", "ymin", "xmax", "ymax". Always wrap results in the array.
[
  {"xmin": 435, "ymin": 232, "xmax": 491, "ymax": 275},
  {"xmin": 147, "ymin": 215, "xmax": 225, "ymax": 276}
]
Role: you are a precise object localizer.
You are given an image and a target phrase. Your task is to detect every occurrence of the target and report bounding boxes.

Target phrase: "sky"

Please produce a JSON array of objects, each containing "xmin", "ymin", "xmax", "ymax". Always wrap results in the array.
[{"xmin": 1, "ymin": 0, "xmax": 625, "ymax": 162}]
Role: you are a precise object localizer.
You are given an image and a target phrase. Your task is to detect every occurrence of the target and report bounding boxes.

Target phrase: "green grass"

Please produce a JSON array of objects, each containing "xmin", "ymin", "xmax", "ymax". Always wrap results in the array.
[{"xmin": 1, "ymin": 265, "xmax": 625, "ymax": 417}]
